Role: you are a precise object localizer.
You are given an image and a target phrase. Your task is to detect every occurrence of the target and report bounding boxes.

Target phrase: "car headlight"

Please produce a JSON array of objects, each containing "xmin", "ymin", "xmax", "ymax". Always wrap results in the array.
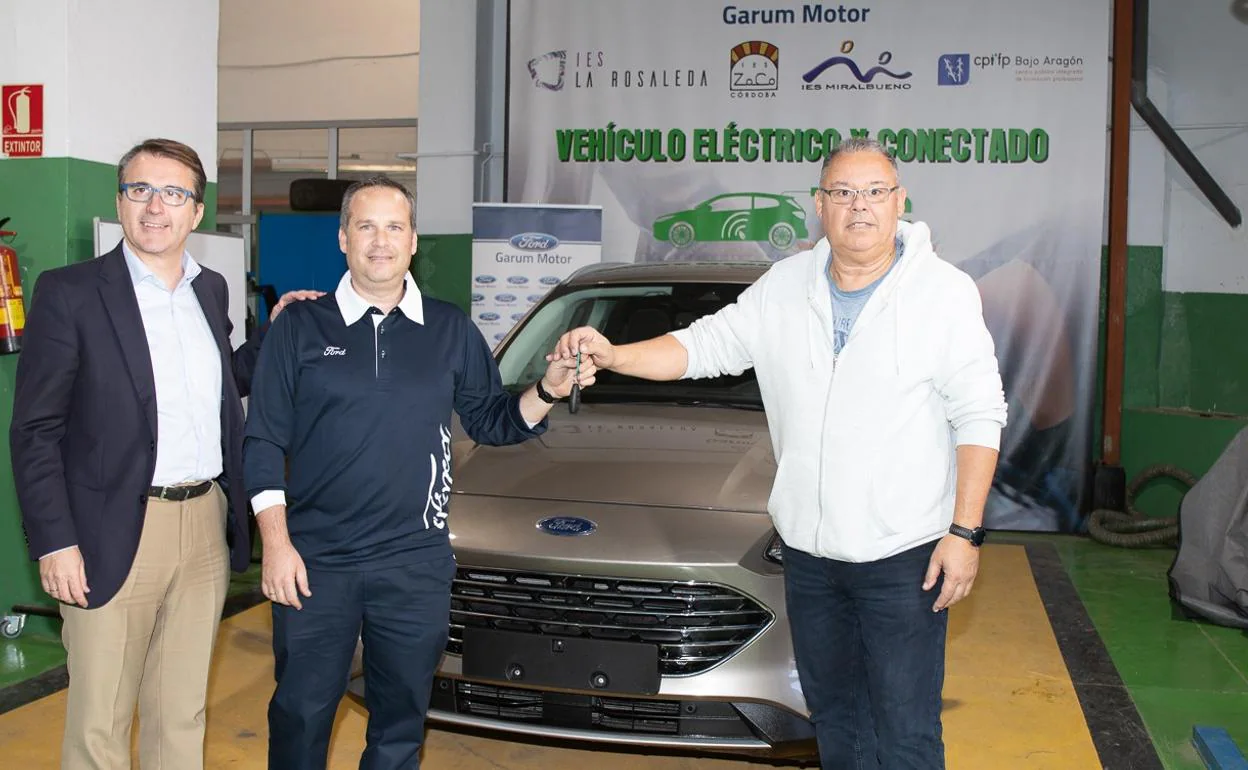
[{"xmin": 763, "ymin": 530, "xmax": 784, "ymax": 564}]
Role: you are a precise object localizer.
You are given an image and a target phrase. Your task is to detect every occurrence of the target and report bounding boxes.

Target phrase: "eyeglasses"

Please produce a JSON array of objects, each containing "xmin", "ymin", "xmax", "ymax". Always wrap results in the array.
[
  {"xmin": 817, "ymin": 185, "xmax": 899, "ymax": 206},
  {"xmin": 119, "ymin": 182, "xmax": 198, "ymax": 207}
]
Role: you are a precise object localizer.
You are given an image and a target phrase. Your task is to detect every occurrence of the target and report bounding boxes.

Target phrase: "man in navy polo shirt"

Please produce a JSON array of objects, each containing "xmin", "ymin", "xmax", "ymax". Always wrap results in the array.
[{"xmin": 243, "ymin": 175, "xmax": 593, "ymax": 770}]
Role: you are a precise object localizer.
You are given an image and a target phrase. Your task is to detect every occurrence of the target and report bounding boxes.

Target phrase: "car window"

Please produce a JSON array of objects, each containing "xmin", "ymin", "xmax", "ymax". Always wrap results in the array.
[
  {"xmin": 752, "ymin": 196, "xmax": 779, "ymax": 209},
  {"xmin": 496, "ymin": 286, "xmax": 652, "ymax": 387},
  {"xmin": 496, "ymin": 282, "xmax": 762, "ymax": 409},
  {"xmin": 707, "ymin": 196, "xmax": 750, "ymax": 212}
]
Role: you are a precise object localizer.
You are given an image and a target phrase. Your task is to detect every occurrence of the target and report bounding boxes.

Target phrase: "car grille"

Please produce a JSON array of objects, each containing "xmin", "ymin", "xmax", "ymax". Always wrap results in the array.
[
  {"xmin": 450, "ymin": 680, "xmax": 685, "ymax": 733},
  {"xmin": 447, "ymin": 567, "xmax": 774, "ymax": 676}
]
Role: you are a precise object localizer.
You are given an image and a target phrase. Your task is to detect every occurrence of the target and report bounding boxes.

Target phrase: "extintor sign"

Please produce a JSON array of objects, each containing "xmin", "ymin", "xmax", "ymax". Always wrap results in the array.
[{"xmin": 2, "ymin": 85, "xmax": 44, "ymax": 158}]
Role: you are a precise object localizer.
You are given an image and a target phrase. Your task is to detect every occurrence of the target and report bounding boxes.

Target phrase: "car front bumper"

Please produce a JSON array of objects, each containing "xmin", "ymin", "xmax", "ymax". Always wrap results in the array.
[{"xmin": 346, "ymin": 500, "xmax": 814, "ymax": 756}]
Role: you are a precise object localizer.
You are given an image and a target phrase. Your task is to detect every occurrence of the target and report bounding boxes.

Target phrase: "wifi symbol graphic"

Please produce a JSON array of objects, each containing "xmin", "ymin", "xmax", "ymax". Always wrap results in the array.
[{"xmin": 721, "ymin": 212, "xmax": 751, "ymax": 240}]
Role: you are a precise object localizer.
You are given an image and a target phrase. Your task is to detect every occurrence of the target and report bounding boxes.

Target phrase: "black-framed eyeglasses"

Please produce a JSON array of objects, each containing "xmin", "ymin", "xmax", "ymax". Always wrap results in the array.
[
  {"xmin": 119, "ymin": 182, "xmax": 198, "ymax": 207},
  {"xmin": 817, "ymin": 185, "xmax": 899, "ymax": 206}
]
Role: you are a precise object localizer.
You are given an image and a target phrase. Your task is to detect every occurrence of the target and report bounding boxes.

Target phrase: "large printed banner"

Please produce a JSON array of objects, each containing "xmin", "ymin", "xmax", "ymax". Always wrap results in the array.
[
  {"xmin": 507, "ymin": 1, "xmax": 1111, "ymax": 532},
  {"xmin": 471, "ymin": 203, "xmax": 603, "ymax": 346}
]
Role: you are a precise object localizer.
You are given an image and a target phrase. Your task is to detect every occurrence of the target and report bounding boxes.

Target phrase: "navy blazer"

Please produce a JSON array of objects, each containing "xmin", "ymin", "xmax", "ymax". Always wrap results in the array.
[{"xmin": 9, "ymin": 244, "xmax": 257, "ymax": 608}]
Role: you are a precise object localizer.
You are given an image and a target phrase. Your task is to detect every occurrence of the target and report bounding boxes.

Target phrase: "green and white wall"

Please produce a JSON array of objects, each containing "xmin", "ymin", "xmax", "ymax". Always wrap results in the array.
[
  {"xmin": 0, "ymin": 0, "xmax": 220, "ymax": 633},
  {"xmin": 410, "ymin": 0, "xmax": 500, "ymax": 312},
  {"xmin": 1117, "ymin": 2, "xmax": 1248, "ymax": 517}
]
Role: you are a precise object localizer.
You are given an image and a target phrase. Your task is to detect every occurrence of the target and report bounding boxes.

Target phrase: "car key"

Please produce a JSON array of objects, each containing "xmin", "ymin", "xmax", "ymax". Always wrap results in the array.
[{"xmin": 569, "ymin": 350, "xmax": 582, "ymax": 414}]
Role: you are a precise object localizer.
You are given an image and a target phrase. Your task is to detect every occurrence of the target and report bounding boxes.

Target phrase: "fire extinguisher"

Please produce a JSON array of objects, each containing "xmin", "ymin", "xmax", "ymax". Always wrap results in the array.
[
  {"xmin": 8, "ymin": 88, "xmax": 32, "ymax": 134},
  {"xmin": 0, "ymin": 217, "xmax": 27, "ymax": 354}
]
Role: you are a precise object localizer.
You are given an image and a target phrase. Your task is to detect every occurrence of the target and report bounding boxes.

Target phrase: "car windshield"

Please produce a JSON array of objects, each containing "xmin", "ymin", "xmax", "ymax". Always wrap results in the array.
[{"xmin": 496, "ymin": 282, "xmax": 762, "ymax": 410}]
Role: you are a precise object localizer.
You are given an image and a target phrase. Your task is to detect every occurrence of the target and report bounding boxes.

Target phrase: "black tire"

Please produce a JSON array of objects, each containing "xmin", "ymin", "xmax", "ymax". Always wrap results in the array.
[{"xmin": 289, "ymin": 178, "xmax": 354, "ymax": 212}]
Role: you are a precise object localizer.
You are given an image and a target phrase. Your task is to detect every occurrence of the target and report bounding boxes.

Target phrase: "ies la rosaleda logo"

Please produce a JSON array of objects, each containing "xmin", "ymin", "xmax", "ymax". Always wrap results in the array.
[{"xmin": 528, "ymin": 50, "xmax": 567, "ymax": 91}]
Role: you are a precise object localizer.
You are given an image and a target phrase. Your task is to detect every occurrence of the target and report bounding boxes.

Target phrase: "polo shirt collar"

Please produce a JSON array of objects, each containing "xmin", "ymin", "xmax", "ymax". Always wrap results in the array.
[{"xmin": 335, "ymin": 270, "xmax": 424, "ymax": 326}]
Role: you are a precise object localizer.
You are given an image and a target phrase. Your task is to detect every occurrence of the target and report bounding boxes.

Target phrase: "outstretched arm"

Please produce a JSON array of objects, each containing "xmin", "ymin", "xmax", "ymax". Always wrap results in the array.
[{"xmin": 549, "ymin": 327, "xmax": 689, "ymax": 381}]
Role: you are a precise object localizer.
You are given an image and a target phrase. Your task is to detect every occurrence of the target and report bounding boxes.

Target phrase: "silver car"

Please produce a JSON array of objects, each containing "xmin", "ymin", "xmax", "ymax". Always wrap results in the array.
[{"xmin": 349, "ymin": 262, "xmax": 814, "ymax": 758}]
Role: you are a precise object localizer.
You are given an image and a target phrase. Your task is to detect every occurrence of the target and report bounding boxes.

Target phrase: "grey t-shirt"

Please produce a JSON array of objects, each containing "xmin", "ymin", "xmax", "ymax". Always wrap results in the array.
[{"xmin": 826, "ymin": 239, "xmax": 902, "ymax": 355}]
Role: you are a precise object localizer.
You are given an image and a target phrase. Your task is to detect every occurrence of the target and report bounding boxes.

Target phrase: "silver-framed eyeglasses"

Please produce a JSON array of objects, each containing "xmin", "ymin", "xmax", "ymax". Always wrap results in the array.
[
  {"xmin": 119, "ymin": 182, "xmax": 198, "ymax": 207},
  {"xmin": 818, "ymin": 185, "xmax": 899, "ymax": 206}
]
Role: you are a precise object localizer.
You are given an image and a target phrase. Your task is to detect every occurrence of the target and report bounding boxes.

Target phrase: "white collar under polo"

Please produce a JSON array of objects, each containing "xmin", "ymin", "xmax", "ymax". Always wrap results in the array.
[{"xmin": 334, "ymin": 270, "xmax": 425, "ymax": 326}]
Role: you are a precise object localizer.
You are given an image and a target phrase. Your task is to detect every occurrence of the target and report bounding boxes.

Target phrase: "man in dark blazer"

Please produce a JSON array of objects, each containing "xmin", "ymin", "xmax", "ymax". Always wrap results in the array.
[{"xmin": 9, "ymin": 138, "xmax": 317, "ymax": 770}]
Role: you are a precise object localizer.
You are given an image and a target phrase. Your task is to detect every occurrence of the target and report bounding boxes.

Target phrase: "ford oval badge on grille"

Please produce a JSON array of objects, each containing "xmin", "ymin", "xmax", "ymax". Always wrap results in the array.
[{"xmin": 536, "ymin": 516, "xmax": 597, "ymax": 536}]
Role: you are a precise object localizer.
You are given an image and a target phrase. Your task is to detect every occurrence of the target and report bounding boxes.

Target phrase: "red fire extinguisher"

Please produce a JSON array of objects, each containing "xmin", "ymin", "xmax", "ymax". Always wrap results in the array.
[{"xmin": 0, "ymin": 217, "xmax": 27, "ymax": 354}]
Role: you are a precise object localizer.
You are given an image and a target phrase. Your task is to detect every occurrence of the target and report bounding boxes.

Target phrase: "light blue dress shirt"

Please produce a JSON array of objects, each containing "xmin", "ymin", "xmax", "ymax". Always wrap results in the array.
[{"xmin": 122, "ymin": 242, "xmax": 224, "ymax": 487}]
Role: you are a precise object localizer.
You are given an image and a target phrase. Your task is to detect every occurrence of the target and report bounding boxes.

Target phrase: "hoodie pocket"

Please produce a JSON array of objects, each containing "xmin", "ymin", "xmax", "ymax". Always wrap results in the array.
[{"xmin": 867, "ymin": 422, "xmax": 951, "ymax": 536}]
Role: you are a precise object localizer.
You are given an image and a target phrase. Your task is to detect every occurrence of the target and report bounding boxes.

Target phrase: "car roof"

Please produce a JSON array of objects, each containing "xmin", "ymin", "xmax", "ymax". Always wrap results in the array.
[{"xmin": 564, "ymin": 260, "xmax": 771, "ymax": 286}]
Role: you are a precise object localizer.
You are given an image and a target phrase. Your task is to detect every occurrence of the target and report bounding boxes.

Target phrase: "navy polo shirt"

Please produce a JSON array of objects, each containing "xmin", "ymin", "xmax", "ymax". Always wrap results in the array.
[{"xmin": 243, "ymin": 272, "xmax": 546, "ymax": 570}]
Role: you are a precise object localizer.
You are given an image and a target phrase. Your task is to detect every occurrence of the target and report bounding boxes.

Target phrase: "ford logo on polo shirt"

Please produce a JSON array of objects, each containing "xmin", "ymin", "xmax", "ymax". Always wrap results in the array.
[
  {"xmin": 475, "ymin": 275, "xmax": 497, "ymax": 285},
  {"xmin": 536, "ymin": 516, "xmax": 597, "ymax": 536}
]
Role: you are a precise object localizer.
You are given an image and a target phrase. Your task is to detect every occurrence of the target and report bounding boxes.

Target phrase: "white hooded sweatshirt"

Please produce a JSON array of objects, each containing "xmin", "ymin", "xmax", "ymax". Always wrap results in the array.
[{"xmin": 670, "ymin": 220, "xmax": 1008, "ymax": 562}]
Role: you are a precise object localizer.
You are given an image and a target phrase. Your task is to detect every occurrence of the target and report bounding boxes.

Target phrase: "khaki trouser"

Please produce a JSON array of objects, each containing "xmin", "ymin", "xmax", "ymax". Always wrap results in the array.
[{"xmin": 59, "ymin": 484, "xmax": 230, "ymax": 770}]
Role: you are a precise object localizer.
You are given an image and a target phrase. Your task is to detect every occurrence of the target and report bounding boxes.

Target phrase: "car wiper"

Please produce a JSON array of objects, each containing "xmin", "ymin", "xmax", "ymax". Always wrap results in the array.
[
  {"xmin": 668, "ymin": 398, "xmax": 765, "ymax": 411},
  {"xmin": 580, "ymin": 393, "xmax": 765, "ymax": 411}
]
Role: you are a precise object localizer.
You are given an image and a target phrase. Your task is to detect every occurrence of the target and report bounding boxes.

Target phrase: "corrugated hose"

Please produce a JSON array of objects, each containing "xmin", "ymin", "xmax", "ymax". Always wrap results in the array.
[{"xmin": 1087, "ymin": 464, "xmax": 1198, "ymax": 547}]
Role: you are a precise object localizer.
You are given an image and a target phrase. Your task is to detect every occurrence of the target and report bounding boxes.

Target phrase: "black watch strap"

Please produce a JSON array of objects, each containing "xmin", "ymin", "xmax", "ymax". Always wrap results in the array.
[
  {"xmin": 535, "ymin": 378, "xmax": 558, "ymax": 404},
  {"xmin": 948, "ymin": 523, "xmax": 986, "ymax": 546}
]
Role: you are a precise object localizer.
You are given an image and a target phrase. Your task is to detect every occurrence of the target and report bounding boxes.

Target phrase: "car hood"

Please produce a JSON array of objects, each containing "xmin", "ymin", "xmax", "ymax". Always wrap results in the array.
[{"xmin": 452, "ymin": 403, "xmax": 775, "ymax": 514}]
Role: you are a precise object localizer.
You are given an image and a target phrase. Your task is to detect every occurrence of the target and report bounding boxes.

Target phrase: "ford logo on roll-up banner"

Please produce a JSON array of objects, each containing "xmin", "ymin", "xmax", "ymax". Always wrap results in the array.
[{"xmin": 510, "ymin": 232, "xmax": 560, "ymax": 251}]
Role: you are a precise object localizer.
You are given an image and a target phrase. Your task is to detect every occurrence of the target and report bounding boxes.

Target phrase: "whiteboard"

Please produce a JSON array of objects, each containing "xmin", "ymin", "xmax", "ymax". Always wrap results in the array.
[{"xmin": 93, "ymin": 219, "xmax": 248, "ymax": 349}]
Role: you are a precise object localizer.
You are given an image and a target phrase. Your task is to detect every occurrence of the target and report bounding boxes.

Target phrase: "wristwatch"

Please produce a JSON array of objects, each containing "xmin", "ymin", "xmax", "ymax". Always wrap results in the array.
[
  {"xmin": 948, "ymin": 523, "xmax": 987, "ymax": 547},
  {"xmin": 535, "ymin": 378, "xmax": 559, "ymax": 404}
]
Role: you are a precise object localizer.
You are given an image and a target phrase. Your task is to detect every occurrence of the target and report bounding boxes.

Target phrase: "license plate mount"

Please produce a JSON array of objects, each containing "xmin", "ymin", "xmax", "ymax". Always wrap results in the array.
[{"xmin": 461, "ymin": 628, "xmax": 661, "ymax": 695}]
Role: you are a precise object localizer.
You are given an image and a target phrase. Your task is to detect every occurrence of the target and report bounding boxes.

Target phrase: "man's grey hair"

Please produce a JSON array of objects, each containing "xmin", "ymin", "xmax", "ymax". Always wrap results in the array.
[
  {"xmin": 820, "ymin": 137, "xmax": 899, "ymax": 178},
  {"xmin": 339, "ymin": 175, "xmax": 417, "ymax": 232}
]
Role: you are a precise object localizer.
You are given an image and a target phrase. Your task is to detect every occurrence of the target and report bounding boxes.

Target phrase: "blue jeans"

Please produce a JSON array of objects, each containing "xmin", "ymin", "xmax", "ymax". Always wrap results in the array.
[{"xmin": 783, "ymin": 539, "xmax": 947, "ymax": 770}]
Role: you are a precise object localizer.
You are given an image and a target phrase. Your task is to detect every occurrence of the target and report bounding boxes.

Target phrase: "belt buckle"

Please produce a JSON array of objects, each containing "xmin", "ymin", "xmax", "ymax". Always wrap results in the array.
[{"xmin": 152, "ymin": 481, "xmax": 210, "ymax": 502}]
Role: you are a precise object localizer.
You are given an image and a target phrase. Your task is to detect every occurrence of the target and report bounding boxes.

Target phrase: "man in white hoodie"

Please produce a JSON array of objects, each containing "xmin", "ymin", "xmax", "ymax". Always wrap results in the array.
[{"xmin": 549, "ymin": 138, "xmax": 1007, "ymax": 769}]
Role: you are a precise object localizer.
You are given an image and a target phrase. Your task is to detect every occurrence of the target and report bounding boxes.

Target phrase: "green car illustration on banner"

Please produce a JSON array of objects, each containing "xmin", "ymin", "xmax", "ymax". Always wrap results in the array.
[{"xmin": 652, "ymin": 192, "xmax": 808, "ymax": 251}]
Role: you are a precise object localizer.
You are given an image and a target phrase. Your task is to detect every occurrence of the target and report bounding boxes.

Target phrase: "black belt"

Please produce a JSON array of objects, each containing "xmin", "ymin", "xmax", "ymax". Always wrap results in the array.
[{"xmin": 147, "ymin": 480, "xmax": 214, "ymax": 502}]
